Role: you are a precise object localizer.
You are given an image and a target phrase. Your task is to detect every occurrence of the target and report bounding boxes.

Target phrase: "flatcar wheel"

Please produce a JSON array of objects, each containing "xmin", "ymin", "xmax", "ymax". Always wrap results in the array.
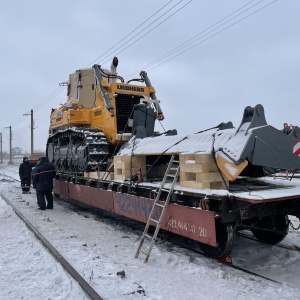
[
  {"xmin": 250, "ymin": 214, "xmax": 289, "ymax": 244},
  {"xmin": 198, "ymin": 223, "xmax": 235, "ymax": 259}
]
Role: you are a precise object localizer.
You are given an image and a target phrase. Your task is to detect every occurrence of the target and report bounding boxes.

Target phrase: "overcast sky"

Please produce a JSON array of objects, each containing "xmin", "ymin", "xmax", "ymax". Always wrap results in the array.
[{"xmin": 0, "ymin": 0, "xmax": 299, "ymax": 153}]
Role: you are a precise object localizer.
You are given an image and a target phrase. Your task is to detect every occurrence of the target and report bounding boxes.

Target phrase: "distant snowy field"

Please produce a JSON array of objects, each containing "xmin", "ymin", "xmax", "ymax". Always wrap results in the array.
[{"xmin": 1, "ymin": 161, "xmax": 300, "ymax": 300}]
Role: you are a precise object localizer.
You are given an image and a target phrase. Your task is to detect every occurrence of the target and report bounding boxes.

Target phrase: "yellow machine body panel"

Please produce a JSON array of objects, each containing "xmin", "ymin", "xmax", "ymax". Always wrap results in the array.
[
  {"xmin": 91, "ymin": 82, "xmax": 153, "ymax": 144},
  {"xmin": 50, "ymin": 66, "xmax": 156, "ymax": 146},
  {"xmin": 51, "ymin": 108, "xmax": 92, "ymax": 128},
  {"xmin": 47, "ymin": 57, "xmax": 164, "ymax": 173}
]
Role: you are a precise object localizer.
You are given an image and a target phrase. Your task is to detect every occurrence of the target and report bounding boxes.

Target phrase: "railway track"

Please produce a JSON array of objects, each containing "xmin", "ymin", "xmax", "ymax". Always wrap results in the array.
[
  {"xmin": 0, "ymin": 192, "xmax": 103, "ymax": 300},
  {"xmin": 1, "ymin": 174, "xmax": 295, "ymax": 288},
  {"xmin": 0, "ymin": 173, "xmax": 20, "ymax": 182},
  {"xmin": 56, "ymin": 196, "xmax": 284, "ymax": 284},
  {"xmin": 158, "ymin": 233, "xmax": 282, "ymax": 284},
  {"xmin": 236, "ymin": 231, "xmax": 300, "ymax": 253}
]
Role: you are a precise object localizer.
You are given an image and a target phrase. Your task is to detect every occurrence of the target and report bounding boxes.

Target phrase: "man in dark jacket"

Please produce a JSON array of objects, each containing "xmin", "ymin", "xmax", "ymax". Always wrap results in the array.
[
  {"xmin": 19, "ymin": 157, "xmax": 33, "ymax": 194},
  {"xmin": 31, "ymin": 157, "xmax": 41, "ymax": 189},
  {"xmin": 32, "ymin": 156, "xmax": 56, "ymax": 210}
]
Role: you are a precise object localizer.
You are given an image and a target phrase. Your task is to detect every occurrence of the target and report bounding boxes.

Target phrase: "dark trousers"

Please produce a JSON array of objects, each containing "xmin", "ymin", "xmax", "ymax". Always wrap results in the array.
[
  {"xmin": 21, "ymin": 178, "xmax": 31, "ymax": 192},
  {"xmin": 37, "ymin": 190, "xmax": 53, "ymax": 209}
]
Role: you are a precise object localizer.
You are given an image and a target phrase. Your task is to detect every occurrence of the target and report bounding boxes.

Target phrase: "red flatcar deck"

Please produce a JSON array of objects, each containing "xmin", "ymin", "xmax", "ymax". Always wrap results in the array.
[{"xmin": 53, "ymin": 175, "xmax": 300, "ymax": 250}]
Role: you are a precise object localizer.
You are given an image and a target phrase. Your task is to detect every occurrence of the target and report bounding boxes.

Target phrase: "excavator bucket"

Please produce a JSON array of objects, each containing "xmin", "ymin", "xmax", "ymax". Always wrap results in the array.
[
  {"xmin": 215, "ymin": 104, "xmax": 300, "ymax": 180},
  {"xmin": 118, "ymin": 104, "xmax": 300, "ymax": 182},
  {"xmin": 215, "ymin": 154, "xmax": 248, "ymax": 181}
]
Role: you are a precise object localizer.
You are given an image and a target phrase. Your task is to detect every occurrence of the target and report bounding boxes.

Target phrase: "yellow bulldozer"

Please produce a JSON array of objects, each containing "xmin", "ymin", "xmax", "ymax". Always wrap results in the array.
[{"xmin": 47, "ymin": 57, "xmax": 165, "ymax": 172}]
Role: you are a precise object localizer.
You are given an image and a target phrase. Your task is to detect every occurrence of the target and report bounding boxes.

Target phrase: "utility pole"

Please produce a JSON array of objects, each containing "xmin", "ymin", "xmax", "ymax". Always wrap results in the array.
[
  {"xmin": 0, "ymin": 132, "xmax": 2, "ymax": 164},
  {"xmin": 23, "ymin": 109, "xmax": 34, "ymax": 159},
  {"xmin": 4, "ymin": 126, "xmax": 13, "ymax": 164}
]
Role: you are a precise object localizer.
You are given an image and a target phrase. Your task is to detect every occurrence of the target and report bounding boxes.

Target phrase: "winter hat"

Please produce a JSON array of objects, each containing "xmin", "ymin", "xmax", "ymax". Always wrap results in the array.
[
  {"xmin": 23, "ymin": 157, "xmax": 29, "ymax": 162},
  {"xmin": 39, "ymin": 156, "xmax": 49, "ymax": 164}
]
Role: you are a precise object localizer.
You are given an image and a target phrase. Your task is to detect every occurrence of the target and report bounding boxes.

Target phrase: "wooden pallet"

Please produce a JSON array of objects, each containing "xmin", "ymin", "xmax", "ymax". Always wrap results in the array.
[
  {"xmin": 114, "ymin": 155, "xmax": 146, "ymax": 181},
  {"xmin": 84, "ymin": 171, "xmax": 114, "ymax": 181},
  {"xmin": 179, "ymin": 153, "xmax": 228, "ymax": 190}
]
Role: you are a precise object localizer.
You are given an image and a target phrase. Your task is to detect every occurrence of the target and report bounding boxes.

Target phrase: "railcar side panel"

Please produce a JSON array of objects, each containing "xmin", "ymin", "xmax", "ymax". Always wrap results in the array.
[
  {"xmin": 113, "ymin": 192, "xmax": 216, "ymax": 246},
  {"xmin": 54, "ymin": 180, "xmax": 114, "ymax": 212},
  {"xmin": 54, "ymin": 180, "xmax": 217, "ymax": 246},
  {"xmin": 54, "ymin": 180, "xmax": 69, "ymax": 196}
]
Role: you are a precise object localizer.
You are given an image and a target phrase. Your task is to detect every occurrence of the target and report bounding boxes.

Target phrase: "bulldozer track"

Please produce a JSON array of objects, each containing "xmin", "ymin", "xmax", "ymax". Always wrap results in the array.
[{"xmin": 47, "ymin": 128, "xmax": 109, "ymax": 173}]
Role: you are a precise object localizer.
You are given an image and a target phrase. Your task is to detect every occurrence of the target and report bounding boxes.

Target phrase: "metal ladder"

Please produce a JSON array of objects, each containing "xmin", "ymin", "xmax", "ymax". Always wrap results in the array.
[{"xmin": 135, "ymin": 155, "xmax": 180, "ymax": 263}]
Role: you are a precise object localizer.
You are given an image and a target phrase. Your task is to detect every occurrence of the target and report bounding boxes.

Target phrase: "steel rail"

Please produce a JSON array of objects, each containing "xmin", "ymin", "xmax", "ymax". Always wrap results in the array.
[
  {"xmin": 161, "ymin": 234, "xmax": 281, "ymax": 284},
  {"xmin": 0, "ymin": 192, "xmax": 103, "ymax": 300},
  {"xmin": 58, "ymin": 196, "xmax": 282, "ymax": 284},
  {"xmin": 0, "ymin": 174, "xmax": 20, "ymax": 182},
  {"xmin": 236, "ymin": 231, "xmax": 300, "ymax": 253}
]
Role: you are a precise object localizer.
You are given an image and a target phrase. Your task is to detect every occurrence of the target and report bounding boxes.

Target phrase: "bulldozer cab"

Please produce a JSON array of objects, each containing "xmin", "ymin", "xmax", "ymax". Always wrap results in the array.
[{"xmin": 68, "ymin": 69, "xmax": 96, "ymax": 109}]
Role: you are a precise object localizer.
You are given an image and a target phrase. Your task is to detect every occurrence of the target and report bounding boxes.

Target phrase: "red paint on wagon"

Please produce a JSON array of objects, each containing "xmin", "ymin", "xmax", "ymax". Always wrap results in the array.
[
  {"xmin": 68, "ymin": 184, "xmax": 114, "ymax": 212},
  {"xmin": 113, "ymin": 192, "xmax": 216, "ymax": 246},
  {"xmin": 54, "ymin": 180, "xmax": 69, "ymax": 196},
  {"xmin": 54, "ymin": 180, "xmax": 216, "ymax": 247},
  {"xmin": 54, "ymin": 180, "xmax": 114, "ymax": 212}
]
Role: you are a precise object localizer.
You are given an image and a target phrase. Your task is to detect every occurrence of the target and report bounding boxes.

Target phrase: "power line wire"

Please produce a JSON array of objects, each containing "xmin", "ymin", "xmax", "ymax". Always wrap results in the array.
[
  {"xmin": 7, "ymin": 0, "xmax": 278, "ymax": 128},
  {"xmin": 8, "ymin": 1, "xmax": 191, "ymax": 128},
  {"xmin": 87, "ymin": 0, "xmax": 176, "ymax": 67},
  {"xmin": 125, "ymin": 0, "xmax": 270, "ymax": 77},
  {"xmin": 125, "ymin": 0, "xmax": 257, "ymax": 77},
  {"xmin": 32, "ymin": 86, "xmax": 65, "ymax": 111},
  {"xmin": 96, "ymin": 0, "xmax": 193, "ymax": 66},
  {"xmin": 145, "ymin": 0, "xmax": 278, "ymax": 72}
]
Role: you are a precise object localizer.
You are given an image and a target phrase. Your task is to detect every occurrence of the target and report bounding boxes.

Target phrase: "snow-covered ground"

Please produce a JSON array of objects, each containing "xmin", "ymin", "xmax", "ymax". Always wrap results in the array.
[{"xmin": 1, "ymin": 160, "xmax": 300, "ymax": 300}]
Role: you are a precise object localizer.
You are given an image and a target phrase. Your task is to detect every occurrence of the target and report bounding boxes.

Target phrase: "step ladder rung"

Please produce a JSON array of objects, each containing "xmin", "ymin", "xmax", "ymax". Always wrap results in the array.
[
  {"xmin": 140, "ymin": 250, "xmax": 148, "ymax": 256},
  {"xmin": 135, "ymin": 154, "xmax": 179, "ymax": 262},
  {"xmin": 150, "ymin": 218, "xmax": 159, "ymax": 224}
]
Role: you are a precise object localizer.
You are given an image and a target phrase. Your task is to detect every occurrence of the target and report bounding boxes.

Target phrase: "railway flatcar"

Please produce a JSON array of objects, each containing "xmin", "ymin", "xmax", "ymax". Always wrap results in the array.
[{"xmin": 48, "ymin": 58, "xmax": 300, "ymax": 259}]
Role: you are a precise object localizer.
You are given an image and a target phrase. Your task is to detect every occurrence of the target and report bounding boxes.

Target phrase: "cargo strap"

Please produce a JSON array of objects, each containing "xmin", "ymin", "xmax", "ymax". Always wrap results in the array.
[{"xmin": 135, "ymin": 155, "xmax": 179, "ymax": 263}]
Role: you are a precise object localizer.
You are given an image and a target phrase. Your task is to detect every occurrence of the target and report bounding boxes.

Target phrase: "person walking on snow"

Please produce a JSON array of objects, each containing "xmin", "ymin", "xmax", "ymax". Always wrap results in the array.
[
  {"xmin": 32, "ymin": 156, "xmax": 56, "ymax": 210},
  {"xmin": 19, "ymin": 157, "xmax": 33, "ymax": 194}
]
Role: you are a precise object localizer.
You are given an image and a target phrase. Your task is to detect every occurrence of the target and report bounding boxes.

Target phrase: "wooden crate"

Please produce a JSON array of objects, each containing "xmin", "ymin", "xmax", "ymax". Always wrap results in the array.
[
  {"xmin": 179, "ymin": 153, "xmax": 228, "ymax": 190},
  {"xmin": 84, "ymin": 171, "xmax": 114, "ymax": 181},
  {"xmin": 114, "ymin": 155, "xmax": 146, "ymax": 181}
]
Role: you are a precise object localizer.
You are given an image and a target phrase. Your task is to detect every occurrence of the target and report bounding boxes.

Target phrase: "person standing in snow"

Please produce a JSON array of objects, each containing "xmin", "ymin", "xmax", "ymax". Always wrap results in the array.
[
  {"xmin": 19, "ymin": 157, "xmax": 34, "ymax": 194},
  {"xmin": 31, "ymin": 158, "xmax": 41, "ymax": 188},
  {"xmin": 32, "ymin": 156, "xmax": 56, "ymax": 210}
]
